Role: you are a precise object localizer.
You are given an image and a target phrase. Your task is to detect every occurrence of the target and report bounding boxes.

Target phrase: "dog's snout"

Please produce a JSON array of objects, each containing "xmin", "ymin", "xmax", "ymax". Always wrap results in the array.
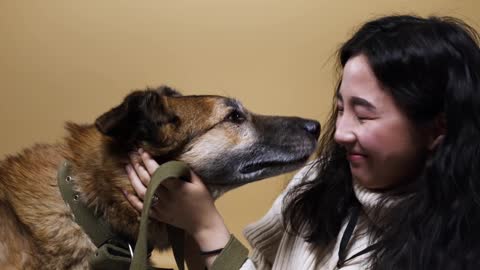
[{"xmin": 303, "ymin": 120, "xmax": 321, "ymax": 139}]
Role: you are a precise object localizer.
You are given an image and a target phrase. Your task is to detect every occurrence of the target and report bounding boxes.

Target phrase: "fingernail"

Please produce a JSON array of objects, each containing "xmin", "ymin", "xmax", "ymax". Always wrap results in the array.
[
  {"xmin": 125, "ymin": 164, "xmax": 131, "ymax": 172},
  {"xmin": 122, "ymin": 189, "xmax": 128, "ymax": 196},
  {"xmin": 138, "ymin": 148, "xmax": 144, "ymax": 154}
]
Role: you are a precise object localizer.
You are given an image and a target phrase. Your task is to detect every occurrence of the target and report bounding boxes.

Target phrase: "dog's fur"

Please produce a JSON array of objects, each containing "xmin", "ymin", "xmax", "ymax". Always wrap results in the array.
[{"xmin": 0, "ymin": 86, "xmax": 319, "ymax": 269}]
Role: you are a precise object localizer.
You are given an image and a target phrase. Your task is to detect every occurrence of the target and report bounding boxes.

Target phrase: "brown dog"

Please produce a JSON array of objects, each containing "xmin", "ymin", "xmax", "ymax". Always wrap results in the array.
[{"xmin": 0, "ymin": 86, "xmax": 320, "ymax": 269}]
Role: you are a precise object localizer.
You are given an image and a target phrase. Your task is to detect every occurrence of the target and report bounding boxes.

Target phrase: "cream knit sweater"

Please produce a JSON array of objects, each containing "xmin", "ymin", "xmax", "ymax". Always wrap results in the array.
[{"xmin": 239, "ymin": 162, "xmax": 386, "ymax": 270}]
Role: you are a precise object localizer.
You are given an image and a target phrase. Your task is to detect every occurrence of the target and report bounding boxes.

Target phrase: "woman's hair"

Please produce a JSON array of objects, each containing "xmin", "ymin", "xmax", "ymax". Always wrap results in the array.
[{"xmin": 283, "ymin": 15, "xmax": 480, "ymax": 269}]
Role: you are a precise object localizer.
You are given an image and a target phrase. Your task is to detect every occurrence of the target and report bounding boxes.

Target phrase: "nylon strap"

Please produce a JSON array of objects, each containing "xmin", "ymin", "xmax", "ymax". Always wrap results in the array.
[
  {"xmin": 130, "ymin": 161, "xmax": 191, "ymax": 270},
  {"xmin": 57, "ymin": 160, "xmax": 115, "ymax": 247},
  {"xmin": 57, "ymin": 160, "xmax": 188, "ymax": 270},
  {"xmin": 210, "ymin": 235, "xmax": 249, "ymax": 270},
  {"xmin": 337, "ymin": 205, "xmax": 379, "ymax": 268}
]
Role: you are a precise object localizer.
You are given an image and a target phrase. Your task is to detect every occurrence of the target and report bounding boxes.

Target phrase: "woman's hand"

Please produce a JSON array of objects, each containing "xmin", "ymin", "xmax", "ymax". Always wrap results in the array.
[{"xmin": 123, "ymin": 149, "xmax": 231, "ymax": 264}]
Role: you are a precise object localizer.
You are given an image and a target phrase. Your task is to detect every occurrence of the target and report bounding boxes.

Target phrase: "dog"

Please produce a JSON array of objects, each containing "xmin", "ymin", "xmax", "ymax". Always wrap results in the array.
[{"xmin": 0, "ymin": 86, "xmax": 320, "ymax": 269}]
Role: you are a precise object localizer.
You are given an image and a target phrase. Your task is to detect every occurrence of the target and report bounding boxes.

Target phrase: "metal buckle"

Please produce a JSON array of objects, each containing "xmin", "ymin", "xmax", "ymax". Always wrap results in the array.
[{"xmin": 128, "ymin": 243, "xmax": 134, "ymax": 258}]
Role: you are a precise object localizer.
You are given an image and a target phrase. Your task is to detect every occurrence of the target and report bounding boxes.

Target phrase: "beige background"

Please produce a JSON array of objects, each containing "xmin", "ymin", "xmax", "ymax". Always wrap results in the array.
[{"xmin": 1, "ymin": 1, "xmax": 479, "ymax": 269}]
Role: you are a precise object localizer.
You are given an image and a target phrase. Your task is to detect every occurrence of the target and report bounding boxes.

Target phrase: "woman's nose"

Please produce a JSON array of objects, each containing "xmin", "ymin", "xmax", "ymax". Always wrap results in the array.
[{"xmin": 334, "ymin": 117, "xmax": 356, "ymax": 146}]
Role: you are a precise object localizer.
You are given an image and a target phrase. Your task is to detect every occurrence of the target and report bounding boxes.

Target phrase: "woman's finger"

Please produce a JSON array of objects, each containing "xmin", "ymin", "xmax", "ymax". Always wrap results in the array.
[
  {"xmin": 126, "ymin": 164, "xmax": 147, "ymax": 199},
  {"xmin": 138, "ymin": 148, "xmax": 159, "ymax": 174},
  {"xmin": 134, "ymin": 163, "xmax": 151, "ymax": 186},
  {"xmin": 123, "ymin": 189, "xmax": 144, "ymax": 212},
  {"xmin": 129, "ymin": 153, "xmax": 151, "ymax": 186}
]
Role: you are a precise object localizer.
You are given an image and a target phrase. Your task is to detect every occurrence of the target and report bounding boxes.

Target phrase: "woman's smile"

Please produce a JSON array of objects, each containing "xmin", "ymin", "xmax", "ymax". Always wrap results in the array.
[{"xmin": 347, "ymin": 152, "xmax": 367, "ymax": 164}]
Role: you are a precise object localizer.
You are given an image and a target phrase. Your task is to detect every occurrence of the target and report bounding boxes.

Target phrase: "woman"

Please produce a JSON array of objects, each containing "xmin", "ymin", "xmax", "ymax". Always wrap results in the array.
[{"xmin": 125, "ymin": 15, "xmax": 480, "ymax": 269}]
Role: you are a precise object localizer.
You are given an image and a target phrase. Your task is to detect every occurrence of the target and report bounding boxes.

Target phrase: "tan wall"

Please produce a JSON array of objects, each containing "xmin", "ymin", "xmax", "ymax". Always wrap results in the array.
[{"xmin": 1, "ymin": 1, "xmax": 479, "ymax": 268}]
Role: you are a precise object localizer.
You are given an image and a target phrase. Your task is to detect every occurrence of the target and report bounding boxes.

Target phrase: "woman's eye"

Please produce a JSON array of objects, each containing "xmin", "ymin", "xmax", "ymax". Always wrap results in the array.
[
  {"xmin": 226, "ymin": 110, "xmax": 246, "ymax": 124},
  {"xmin": 337, "ymin": 106, "xmax": 344, "ymax": 114},
  {"xmin": 357, "ymin": 115, "xmax": 372, "ymax": 123}
]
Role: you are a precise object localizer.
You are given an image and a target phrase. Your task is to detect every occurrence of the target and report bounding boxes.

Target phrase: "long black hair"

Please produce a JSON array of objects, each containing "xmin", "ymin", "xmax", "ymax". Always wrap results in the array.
[{"xmin": 283, "ymin": 15, "xmax": 480, "ymax": 269}]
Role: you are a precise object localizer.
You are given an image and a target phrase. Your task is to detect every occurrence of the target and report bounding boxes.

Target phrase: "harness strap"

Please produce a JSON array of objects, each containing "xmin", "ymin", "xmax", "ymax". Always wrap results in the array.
[
  {"xmin": 57, "ymin": 160, "xmax": 115, "ymax": 247},
  {"xmin": 129, "ymin": 161, "xmax": 190, "ymax": 270},
  {"xmin": 57, "ymin": 160, "xmax": 189, "ymax": 270}
]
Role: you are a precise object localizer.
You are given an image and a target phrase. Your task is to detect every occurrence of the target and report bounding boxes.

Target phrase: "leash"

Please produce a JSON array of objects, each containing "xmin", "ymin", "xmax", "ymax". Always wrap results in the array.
[
  {"xmin": 130, "ymin": 161, "xmax": 190, "ymax": 270},
  {"xmin": 57, "ymin": 160, "xmax": 190, "ymax": 270}
]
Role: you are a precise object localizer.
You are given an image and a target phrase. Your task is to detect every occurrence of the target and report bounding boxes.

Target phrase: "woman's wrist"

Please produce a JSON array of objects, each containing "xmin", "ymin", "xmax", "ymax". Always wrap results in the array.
[
  {"xmin": 189, "ymin": 213, "xmax": 231, "ymax": 268},
  {"xmin": 191, "ymin": 213, "xmax": 231, "ymax": 253}
]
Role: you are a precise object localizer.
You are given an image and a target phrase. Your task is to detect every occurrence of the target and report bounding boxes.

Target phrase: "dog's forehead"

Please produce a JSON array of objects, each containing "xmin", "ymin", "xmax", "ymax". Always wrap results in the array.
[
  {"xmin": 166, "ymin": 95, "xmax": 242, "ymax": 124},
  {"xmin": 223, "ymin": 98, "xmax": 245, "ymax": 112}
]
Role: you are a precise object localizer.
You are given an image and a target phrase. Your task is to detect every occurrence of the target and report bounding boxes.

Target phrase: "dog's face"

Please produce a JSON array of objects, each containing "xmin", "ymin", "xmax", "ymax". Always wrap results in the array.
[{"xmin": 96, "ymin": 86, "xmax": 320, "ymax": 187}]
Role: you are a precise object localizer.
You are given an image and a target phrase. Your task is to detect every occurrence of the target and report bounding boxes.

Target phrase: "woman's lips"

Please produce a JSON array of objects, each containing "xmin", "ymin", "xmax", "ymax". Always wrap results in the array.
[{"xmin": 347, "ymin": 153, "xmax": 366, "ymax": 163}]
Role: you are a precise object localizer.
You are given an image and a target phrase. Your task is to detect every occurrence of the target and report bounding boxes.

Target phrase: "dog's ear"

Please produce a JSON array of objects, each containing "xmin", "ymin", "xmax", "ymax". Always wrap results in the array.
[{"xmin": 95, "ymin": 86, "xmax": 181, "ymax": 146}]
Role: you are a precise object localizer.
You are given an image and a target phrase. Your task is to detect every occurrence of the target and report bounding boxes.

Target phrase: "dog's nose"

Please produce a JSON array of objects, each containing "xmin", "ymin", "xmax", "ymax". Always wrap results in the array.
[{"xmin": 303, "ymin": 120, "xmax": 321, "ymax": 139}]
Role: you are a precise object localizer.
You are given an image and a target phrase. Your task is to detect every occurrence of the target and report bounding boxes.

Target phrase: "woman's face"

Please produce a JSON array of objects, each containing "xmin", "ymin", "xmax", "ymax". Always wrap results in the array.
[{"xmin": 334, "ymin": 54, "xmax": 432, "ymax": 190}]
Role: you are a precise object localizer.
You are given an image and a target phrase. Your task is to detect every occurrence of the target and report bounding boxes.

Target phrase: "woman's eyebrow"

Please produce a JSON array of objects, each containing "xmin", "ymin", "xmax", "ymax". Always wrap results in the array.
[
  {"xmin": 350, "ymin": 96, "xmax": 377, "ymax": 112},
  {"xmin": 335, "ymin": 92, "xmax": 376, "ymax": 112}
]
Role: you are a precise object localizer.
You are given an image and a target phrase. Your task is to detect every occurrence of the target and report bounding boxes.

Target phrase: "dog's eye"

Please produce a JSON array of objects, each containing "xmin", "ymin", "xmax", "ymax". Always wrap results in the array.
[{"xmin": 226, "ymin": 110, "xmax": 246, "ymax": 124}]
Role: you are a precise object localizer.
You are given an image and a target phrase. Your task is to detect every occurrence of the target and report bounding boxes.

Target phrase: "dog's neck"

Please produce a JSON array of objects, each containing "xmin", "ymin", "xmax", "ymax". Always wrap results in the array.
[{"xmin": 63, "ymin": 123, "xmax": 143, "ymax": 242}]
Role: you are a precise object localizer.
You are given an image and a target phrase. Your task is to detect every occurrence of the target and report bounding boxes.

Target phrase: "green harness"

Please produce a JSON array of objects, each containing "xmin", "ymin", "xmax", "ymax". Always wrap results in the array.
[{"xmin": 57, "ymin": 160, "xmax": 190, "ymax": 270}]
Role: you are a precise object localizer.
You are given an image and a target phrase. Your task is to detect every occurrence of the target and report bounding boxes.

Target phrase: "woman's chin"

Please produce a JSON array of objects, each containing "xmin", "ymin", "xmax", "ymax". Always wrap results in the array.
[{"xmin": 353, "ymin": 176, "xmax": 388, "ymax": 191}]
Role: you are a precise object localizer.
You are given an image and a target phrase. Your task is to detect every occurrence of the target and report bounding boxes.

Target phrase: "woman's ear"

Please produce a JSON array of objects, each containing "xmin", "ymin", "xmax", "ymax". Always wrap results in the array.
[{"xmin": 428, "ymin": 113, "xmax": 446, "ymax": 151}]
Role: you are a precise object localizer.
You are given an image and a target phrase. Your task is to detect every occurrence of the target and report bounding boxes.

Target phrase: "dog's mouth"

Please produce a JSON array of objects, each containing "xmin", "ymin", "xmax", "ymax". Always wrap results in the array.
[
  {"xmin": 195, "ymin": 155, "xmax": 312, "ymax": 187},
  {"xmin": 239, "ymin": 156, "xmax": 310, "ymax": 175}
]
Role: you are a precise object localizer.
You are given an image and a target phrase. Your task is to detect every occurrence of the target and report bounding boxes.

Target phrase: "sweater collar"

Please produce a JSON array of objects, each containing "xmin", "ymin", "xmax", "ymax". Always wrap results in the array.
[
  {"xmin": 353, "ymin": 181, "xmax": 385, "ymax": 210},
  {"xmin": 352, "ymin": 181, "xmax": 411, "ymax": 224}
]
